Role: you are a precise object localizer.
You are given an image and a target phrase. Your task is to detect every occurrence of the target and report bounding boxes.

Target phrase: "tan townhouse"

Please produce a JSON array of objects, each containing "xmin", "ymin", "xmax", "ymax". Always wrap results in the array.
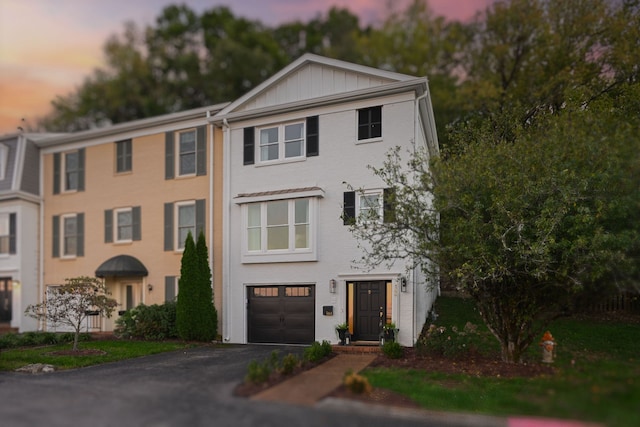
[{"xmin": 35, "ymin": 105, "xmax": 227, "ymax": 332}]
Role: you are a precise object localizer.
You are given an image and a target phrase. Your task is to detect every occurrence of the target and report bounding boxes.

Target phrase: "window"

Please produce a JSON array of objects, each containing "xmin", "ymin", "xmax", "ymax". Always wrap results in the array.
[
  {"xmin": 164, "ymin": 276, "xmax": 178, "ymax": 302},
  {"xmin": 164, "ymin": 200, "xmax": 205, "ymax": 251},
  {"xmin": 104, "ymin": 207, "xmax": 141, "ymax": 243},
  {"xmin": 52, "ymin": 213, "xmax": 84, "ymax": 258},
  {"xmin": 164, "ymin": 126, "xmax": 206, "ymax": 179},
  {"xmin": 243, "ymin": 116, "xmax": 319, "ymax": 165},
  {"xmin": 343, "ymin": 189, "xmax": 394, "ymax": 225},
  {"xmin": 0, "ymin": 213, "xmax": 16, "ymax": 255},
  {"xmin": 178, "ymin": 130, "xmax": 196, "ymax": 175},
  {"xmin": 246, "ymin": 199, "xmax": 310, "ymax": 253},
  {"xmin": 357, "ymin": 106, "xmax": 382, "ymax": 140},
  {"xmin": 0, "ymin": 144, "xmax": 8, "ymax": 180},
  {"xmin": 116, "ymin": 139, "xmax": 132, "ymax": 173},
  {"xmin": 53, "ymin": 149, "xmax": 84, "ymax": 194},
  {"xmin": 259, "ymin": 122, "xmax": 305, "ymax": 162}
]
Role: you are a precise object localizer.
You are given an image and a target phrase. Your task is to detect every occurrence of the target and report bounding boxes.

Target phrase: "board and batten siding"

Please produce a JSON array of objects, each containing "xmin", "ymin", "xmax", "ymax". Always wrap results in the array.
[{"xmin": 236, "ymin": 63, "xmax": 394, "ymax": 112}]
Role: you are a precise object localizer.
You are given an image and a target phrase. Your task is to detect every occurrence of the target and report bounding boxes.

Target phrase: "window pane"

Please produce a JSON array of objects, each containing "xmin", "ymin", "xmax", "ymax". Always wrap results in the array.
[
  {"xmin": 284, "ymin": 123, "xmax": 303, "ymax": 140},
  {"xmin": 260, "ymin": 128, "xmax": 278, "ymax": 144},
  {"xmin": 261, "ymin": 144, "xmax": 279, "ymax": 161},
  {"xmin": 179, "ymin": 131, "xmax": 196, "ymax": 151},
  {"xmin": 294, "ymin": 200, "xmax": 309, "ymax": 224},
  {"xmin": 267, "ymin": 226, "xmax": 288, "ymax": 250},
  {"xmin": 180, "ymin": 153, "xmax": 196, "ymax": 175},
  {"xmin": 248, "ymin": 204, "xmax": 261, "ymax": 227},
  {"xmin": 267, "ymin": 201, "xmax": 288, "ymax": 225},
  {"xmin": 248, "ymin": 228, "xmax": 261, "ymax": 251},
  {"xmin": 0, "ymin": 236, "xmax": 9, "ymax": 254},
  {"xmin": 0, "ymin": 214, "xmax": 8, "ymax": 235},
  {"xmin": 285, "ymin": 140, "xmax": 302, "ymax": 158},
  {"xmin": 178, "ymin": 204, "xmax": 195, "ymax": 248},
  {"xmin": 295, "ymin": 224, "xmax": 309, "ymax": 249}
]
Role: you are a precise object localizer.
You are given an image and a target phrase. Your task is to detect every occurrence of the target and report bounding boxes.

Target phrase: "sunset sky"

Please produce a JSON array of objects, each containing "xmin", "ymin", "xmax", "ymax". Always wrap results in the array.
[{"xmin": 0, "ymin": 0, "xmax": 494, "ymax": 135}]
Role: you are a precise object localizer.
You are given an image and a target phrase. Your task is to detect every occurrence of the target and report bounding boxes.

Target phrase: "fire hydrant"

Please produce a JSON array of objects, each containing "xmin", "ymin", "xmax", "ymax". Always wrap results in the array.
[{"xmin": 540, "ymin": 331, "xmax": 556, "ymax": 363}]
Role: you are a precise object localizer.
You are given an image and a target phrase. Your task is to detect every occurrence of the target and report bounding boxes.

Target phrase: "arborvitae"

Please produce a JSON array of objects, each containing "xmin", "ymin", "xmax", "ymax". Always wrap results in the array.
[
  {"xmin": 196, "ymin": 230, "xmax": 217, "ymax": 340},
  {"xmin": 176, "ymin": 232, "xmax": 201, "ymax": 340}
]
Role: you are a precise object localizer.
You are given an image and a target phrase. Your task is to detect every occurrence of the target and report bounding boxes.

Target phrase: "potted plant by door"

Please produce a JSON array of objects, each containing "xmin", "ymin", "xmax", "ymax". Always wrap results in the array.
[
  {"xmin": 382, "ymin": 322, "xmax": 398, "ymax": 343},
  {"xmin": 335, "ymin": 322, "xmax": 349, "ymax": 345}
]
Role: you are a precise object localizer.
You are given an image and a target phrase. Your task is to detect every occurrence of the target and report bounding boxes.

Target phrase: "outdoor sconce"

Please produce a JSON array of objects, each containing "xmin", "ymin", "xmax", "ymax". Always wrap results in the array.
[
  {"xmin": 12, "ymin": 280, "xmax": 21, "ymax": 288},
  {"xmin": 400, "ymin": 276, "xmax": 407, "ymax": 292},
  {"xmin": 148, "ymin": 283, "xmax": 153, "ymax": 292},
  {"xmin": 329, "ymin": 279, "xmax": 337, "ymax": 293}
]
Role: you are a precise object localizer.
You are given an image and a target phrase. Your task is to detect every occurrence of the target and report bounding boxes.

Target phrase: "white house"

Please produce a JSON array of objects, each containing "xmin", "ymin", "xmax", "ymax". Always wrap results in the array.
[
  {"xmin": 212, "ymin": 54, "xmax": 439, "ymax": 346},
  {"xmin": 0, "ymin": 133, "xmax": 57, "ymax": 332}
]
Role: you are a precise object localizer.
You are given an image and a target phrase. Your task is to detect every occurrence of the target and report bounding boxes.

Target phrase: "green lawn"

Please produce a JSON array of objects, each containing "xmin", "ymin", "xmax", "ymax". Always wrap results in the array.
[
  {"xmin": 363, "ymin": 296, "xmax": 640, "ymax": 427},
  {"xmin": 0, "ymin": 340, "xmax": 191, "ymax": 371}
]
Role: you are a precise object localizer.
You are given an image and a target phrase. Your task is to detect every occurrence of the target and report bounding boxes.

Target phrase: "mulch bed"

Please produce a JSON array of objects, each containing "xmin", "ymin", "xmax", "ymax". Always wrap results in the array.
[{"xmin": 235, "ymin": 348, "xmax": 555, "ymax": 409}]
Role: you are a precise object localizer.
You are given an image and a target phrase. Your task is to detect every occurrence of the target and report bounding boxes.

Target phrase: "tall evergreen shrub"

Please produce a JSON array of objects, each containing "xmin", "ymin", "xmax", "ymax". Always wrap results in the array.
[{"xmin": 196, "ymin": 231, "xmax": 217, "ymax": 339}]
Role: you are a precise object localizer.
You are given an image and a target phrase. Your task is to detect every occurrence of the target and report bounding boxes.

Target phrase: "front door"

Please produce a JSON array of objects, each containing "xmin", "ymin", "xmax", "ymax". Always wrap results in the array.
[
  {"xmin": 0, "ymin": 278, "xmax": 12, "ymax": 322},
  {"xmin": 354, "ymin": 281, "xmax": 385, "ymax": 341}
]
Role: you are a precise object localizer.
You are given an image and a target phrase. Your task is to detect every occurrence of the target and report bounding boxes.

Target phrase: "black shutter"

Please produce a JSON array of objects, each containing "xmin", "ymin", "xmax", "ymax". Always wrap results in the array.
[
  {"xmin": 165, "ymin": 276, "xmax": 176, "ymax": 302},
  {"xmin": 383, "ymin": 188, "xmax": 396, "ymax": 223},
  {"xmin": 343, "ymin": 191, "xmax": 356, "ymax": 225},
  {"xmin": 76, "ymin": 213, "xmax": 84, "ymax": 257},
  {"xmin": 196, "ymin": 199, "xmax": 205, "ymax": 238},
  {"xmin": 104, "ymin": 209, "xmax": 113, "ymax": 243},
  {"xmin": 77, "ymin": 148, "xmax": 85, "ymax": 191},
  {"xmin": 52, "ymin": 215, "xmax": 60, "ymax": 258},
  {"xmin": 243, "ymin": 127, "xmax": 255, "ymax": 165},
  {"xmin": 196, "ymin": 126, "xmax": 206, "ymax": 176},
  {"xmin": 9, "ymin": 213, "xmax": 16, "ymax": 254},
  {"xmin": 165, "ymin": 132, "xmax": 174, "ymax": 179},
  {"xmin": 132, "ymin": 206, "xmax": 141, "ymax": 241},
  {"xmin": 53, "ymin": 153, "xmax": 61, "ymax": 194},
  {"xmin": 164, "ymin": 202, "xmax": 174, "ymax": 251},
  {"xmin": 306, "ymin": 116, "xmax": 319, "ymax": 157}
]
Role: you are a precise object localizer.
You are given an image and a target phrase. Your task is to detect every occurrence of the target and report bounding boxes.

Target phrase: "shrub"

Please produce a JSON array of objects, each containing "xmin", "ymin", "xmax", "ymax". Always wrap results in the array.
[
  {"xmin": 304, "ymin": 340, "xmax": 332, "ymax": 363},
  {"xmin": 115, "ymin": 301, "xmax": 177, "ymax": 340},
  {"xmin": 245, "ymin": 360, "xmax": 272, "ymax": 384},
  {"xmin": 343, "ymin": 370, "xmax": 372, "ymax": 394},
  {"xmin": 280, "ymin": 353, "xmax": 300, "ymax": 375},
  {"xmin": 0, "ymin": 331, "xmax": 89, "ymax": 350},
  {"xmin": 382, "ymin": 341, "xmax": 404, "ymax": 359}
]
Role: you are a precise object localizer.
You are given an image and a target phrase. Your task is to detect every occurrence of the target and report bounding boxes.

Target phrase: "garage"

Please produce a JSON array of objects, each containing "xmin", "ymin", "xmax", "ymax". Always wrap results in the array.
[{"xmin": 247, "ymin": 285, "xmax": 315, "ymax": 344}]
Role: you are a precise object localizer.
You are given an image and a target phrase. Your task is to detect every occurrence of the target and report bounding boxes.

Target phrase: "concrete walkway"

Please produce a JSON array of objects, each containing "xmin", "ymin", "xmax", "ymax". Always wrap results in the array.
[{"xmin": 251, "ymin": 353, "xmax": 377, "ymax": 406}]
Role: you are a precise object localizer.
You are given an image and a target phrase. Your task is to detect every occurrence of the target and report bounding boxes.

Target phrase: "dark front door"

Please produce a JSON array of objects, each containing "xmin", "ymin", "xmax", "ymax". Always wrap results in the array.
[
  {"xmin": 355, "ymin": 281, "xmax": 385, "ymax": 341},
  {"xmin": 0, "ymin": 278, "xmax": 12, "ymax": 322},
  {"xmin": 247, "ymin": 285, "xmax": 315, "ymax": 344}
]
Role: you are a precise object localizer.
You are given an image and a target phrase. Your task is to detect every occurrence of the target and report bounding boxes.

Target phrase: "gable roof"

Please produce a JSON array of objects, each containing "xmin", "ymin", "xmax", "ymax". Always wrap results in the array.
[{"xmin": 215, "ymin": 54, "xmax": 417, "ymax": 118}]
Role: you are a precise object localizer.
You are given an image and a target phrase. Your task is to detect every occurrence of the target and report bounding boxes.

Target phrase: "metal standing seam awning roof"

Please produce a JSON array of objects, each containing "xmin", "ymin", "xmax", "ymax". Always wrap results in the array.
[{"xmin": 95, "ymin": 255, "xmax": 148, "ymax": 278}]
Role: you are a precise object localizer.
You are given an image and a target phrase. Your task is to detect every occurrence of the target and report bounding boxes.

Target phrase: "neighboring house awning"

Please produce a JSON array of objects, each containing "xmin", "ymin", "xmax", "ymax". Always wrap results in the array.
[{"xmin": 95, "ymin": 255, "xmax": 148, "ymax": 278}]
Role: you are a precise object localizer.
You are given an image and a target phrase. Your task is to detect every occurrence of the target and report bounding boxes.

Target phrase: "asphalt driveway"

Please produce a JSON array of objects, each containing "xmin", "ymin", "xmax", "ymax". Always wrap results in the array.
[{"xmin": 0, "ymin": 344, "xmax": 495, "ymax": 427}]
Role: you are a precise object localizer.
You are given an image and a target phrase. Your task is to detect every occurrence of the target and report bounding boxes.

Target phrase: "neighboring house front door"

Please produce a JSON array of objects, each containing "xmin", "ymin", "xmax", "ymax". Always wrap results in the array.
[
  {"xmin": 354, "ymin": 281, "xmax": 385, "ymax": 341},
  {"xmin": 0, "ymin": 278, "xmax": 11, "ymax": 322}
]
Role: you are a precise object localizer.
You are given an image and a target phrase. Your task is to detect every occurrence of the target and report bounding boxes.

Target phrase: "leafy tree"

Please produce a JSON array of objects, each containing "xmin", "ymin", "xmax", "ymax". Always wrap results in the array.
[
  {"xmin": 348, "ymin": 95, "xmax": 639, "ymax": 363},
  {"xmin": 25, "ymin": 276, "xmax": 117, "ymax": 351},
  {"xmin": 176, "ymin": 231, "xmax": 216, "ymax": 341}
]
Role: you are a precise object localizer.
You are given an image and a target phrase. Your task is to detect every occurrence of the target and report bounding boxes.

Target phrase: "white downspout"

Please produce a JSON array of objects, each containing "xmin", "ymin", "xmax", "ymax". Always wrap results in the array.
[
  {"xmin": 222, "ymin": 118, "xmax": 231, "ymax": 342},
  {"xmin": 207, "ymin": 112, "xmax": 214, "ymax": 307},
  {"xmin": 38, "ymin": 144, "xmax": 45, "ymax": 331}
]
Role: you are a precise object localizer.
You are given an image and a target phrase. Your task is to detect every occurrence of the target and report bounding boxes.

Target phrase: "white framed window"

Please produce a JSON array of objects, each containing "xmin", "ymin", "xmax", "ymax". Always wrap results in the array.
[
  {"xmin": 115, "ymin": 208, "xmax": 133, "ymax": 242},
  {"xmin": 62, "ymin": 214, "xmax": 78, "ymax": 257},
  {"xmin": 64, "ymin": 151, "xmax": 80, "ymax": 191},
  {"xmin": 0, "ymin": 144, "xmax": 8, "ymax": 180},
  {"xmin": 357, "ymin": 106, "xmax": 382, "ymax": 142},
  {"xmin": 358, "ymin": 190, "xmax": 383, "ymax": 222},
  {"xmin": 258, "ymin": 121, "xmax": 305, "ymax": 163},
  {"xmin": 243, "ymin": 197, "xmax": 316, "ymax": 263},
  {"xmin": 177, "ymin": 129, "xmax": 196, "ymax": 176},
  {"xmin": 0, "ymin": 213, "xmax": 12, "ymax": 254},
  {"xmin": 176, "ymin": 201, "xmax": 196, "ymax": 250}
]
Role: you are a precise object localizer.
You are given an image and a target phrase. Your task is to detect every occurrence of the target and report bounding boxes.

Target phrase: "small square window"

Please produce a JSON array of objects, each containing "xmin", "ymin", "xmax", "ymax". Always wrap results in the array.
[{"xmin": 358, "ymin": 106, "xmax": 382, "ymax": 140}]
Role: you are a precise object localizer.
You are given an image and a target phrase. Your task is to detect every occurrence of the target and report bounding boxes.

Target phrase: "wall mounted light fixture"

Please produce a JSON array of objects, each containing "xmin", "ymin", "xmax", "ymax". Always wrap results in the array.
[
  {"xmin": 148, "ymin": 283, "xmax": 153, "ymax": 292},
  {"xmin": 329, "ymin": 279, "xmax": 337, "ymax": 293},
  {"xmin": 400, "ymin": 276, "xmax": 407, "ymax": 292}
]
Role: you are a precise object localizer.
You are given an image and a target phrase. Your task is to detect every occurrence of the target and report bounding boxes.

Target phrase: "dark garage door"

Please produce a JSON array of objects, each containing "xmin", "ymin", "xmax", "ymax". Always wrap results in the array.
[{"xmin": 247, "ymin": 285, "xmax": 315, "ymax": 344}]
